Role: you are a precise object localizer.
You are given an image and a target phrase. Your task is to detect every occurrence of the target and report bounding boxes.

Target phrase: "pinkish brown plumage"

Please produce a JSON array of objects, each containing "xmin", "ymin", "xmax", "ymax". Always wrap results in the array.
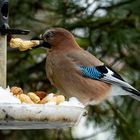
[{"xmin": 39, "ymin": 28, "xmax": 140, "ymax": 106}]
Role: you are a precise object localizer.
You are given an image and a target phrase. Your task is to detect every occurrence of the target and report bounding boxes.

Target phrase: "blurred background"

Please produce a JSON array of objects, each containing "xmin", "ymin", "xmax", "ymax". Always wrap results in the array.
[{"xmin": 1, "ymin": 0, "xmax": 140, "ymax": 139}]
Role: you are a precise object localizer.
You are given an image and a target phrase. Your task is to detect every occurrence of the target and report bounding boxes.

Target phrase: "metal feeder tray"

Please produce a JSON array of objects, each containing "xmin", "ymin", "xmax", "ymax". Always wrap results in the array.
[{"xmin": 0, "ymin": 103, "xmax": 87, "ymax": 129}]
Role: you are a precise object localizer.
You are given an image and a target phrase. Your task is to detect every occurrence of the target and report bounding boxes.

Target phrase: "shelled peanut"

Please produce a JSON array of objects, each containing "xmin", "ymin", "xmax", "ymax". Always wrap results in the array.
[
  {"xmin": 35, "ymin": 91, "xmax": 47, "ymax": 100},
  {"xmin": 10, "ymin": 38, "xmax": 40, "ymax": 51},
  {"xmin": 10, "ymin": 86, "xmax": 65, "ymax": 105},
  {"xmin": 28, "ymin": 92, "xmax": 40, "ymax": 103},
  {"xmin": 10, "ymin": 86, "xmax": 23, "ymax": 95},
  {"xmin": 39, "ymin": 93, "xmax": 65, "ymax": 104},
  {"xmin": 18, "ymin": 94, "xmax": 34, "ymax": 104}
]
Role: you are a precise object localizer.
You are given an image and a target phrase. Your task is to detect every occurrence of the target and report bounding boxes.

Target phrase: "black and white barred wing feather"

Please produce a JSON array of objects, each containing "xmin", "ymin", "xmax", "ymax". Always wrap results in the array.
[{"xmin": 79, "ymin": 65, "xmax": 140, "ymax": 101}]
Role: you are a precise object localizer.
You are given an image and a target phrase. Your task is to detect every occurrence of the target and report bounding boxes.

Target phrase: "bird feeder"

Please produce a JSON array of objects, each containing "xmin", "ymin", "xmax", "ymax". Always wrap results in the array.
[
  {"xmin": 0, "ymin": 0, "xmax": 86, "ymax": 129},
  {"xmin": 0, "ymin": 104, "xmax": 86, "ymax": 129}
]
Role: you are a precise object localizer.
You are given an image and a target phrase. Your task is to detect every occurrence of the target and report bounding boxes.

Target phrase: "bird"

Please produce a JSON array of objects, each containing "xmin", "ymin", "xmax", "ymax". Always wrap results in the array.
[{"xmin": 38, "ymin": 28, "xmax": 140, "ymax": 106}]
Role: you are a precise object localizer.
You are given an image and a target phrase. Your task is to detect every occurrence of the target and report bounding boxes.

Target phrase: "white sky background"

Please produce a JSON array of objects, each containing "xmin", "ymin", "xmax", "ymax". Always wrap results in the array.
[
  {"xmin": 74, "ymin": 0, "xmax": 109, "ymax": 17},
  {"xmin": 71, "ymin": 98, "xmax": 120, "ymax": 140},
  {"xmin": 72, "ymin": 117, "xmax": 112, "ymax": 140}
]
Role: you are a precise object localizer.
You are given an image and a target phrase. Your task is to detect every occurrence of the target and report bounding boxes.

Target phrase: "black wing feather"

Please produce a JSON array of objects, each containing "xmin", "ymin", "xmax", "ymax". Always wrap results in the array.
[{"xmin": 96, "ymin": 65, "xmax": 125, "ymax": 81}]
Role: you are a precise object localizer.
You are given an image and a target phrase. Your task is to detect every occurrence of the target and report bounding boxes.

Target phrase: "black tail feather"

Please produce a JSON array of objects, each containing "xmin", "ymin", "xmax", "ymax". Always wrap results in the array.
[{"xmin": 122, "ymin": 87, "xmax": 140, "ymax": 101}]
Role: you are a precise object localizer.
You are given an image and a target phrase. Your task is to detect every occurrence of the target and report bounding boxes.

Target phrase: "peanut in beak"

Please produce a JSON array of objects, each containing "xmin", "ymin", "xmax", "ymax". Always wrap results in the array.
[
  {"xmin": 9, "ymin": 37, "xmax": 51, "ymax": 50},
  {"xmin": 9, "ymin": 37, "xmax": 42, "ymax": 51}
]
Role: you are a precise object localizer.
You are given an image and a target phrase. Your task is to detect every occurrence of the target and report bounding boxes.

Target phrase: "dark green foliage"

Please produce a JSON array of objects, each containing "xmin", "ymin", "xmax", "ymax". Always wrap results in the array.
[{"xmin": 1, "ymin": 0, "xmax": 140, "ymax": 139}]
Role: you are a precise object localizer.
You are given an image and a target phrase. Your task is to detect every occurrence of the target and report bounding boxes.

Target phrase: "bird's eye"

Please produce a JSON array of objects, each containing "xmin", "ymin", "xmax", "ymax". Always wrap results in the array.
[{"xmin": 45, "ymin": 31, "xmax": 53, "ymax": 39}]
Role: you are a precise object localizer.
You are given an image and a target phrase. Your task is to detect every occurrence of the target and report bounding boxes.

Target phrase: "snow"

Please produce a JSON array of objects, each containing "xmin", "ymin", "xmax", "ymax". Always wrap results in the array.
[
  {"xmin": 72, "ymin": 116, "xmax": 111, "ymax": 140},
  {"xmin": 0, "ymin": 87, "xmax": 21, "ymax": 103},
  {"xmin": 59, "ymin": 97, "xmax": 85, "ymax": 108},
  {"xmin": 46, "ymin": 93, "xmax": 54, "ymax": 100},
  {"xmin": 0, "ymin": 87, "xmax": 85, "ymax": 108}
]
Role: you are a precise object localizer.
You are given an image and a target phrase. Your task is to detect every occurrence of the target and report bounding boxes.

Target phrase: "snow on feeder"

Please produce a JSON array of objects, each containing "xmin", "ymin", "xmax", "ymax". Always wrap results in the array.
[
  {"xmin": 0, "ymin": 0, "xmax": 87, "ymax": 129},
  {"xmin": 0, "ymin": 87, "xmax": 86, "ymax": 129}
]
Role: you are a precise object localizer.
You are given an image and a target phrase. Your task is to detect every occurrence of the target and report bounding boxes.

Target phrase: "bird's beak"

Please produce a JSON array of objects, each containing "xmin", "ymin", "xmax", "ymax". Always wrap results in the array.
[
  {"xmin": 39, "ymin": 34, "xmax": 43, "ymax": 40},
  {"xmin": 38, "ymin": 40, "xmax": 51, "ymax": 49},
  {"xmin": 31, "ymin": 34, "xmax": 51, "ymax": 49}
]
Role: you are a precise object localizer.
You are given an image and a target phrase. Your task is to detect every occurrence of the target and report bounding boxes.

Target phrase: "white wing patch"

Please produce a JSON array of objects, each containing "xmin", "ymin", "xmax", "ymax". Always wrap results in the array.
[
  {"xmin": 102, "ymin": 67, "xmax": 136, "ymax": 92},
  {"xmin": 109, "ymin": 85, "xmax": 130, "ymax": 96}
]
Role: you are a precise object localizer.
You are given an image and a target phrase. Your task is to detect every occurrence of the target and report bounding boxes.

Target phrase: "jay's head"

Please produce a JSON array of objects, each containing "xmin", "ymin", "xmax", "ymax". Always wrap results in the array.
[{"xmin": 39, "ymin": 28, "xmax": 78, "ymax": 49}]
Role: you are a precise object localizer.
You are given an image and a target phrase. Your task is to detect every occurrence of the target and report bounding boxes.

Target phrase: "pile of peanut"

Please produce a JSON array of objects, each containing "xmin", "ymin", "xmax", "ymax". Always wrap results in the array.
[{"xmin": 10, "ymin": 86, "xmax": 65, "ymax": 104}]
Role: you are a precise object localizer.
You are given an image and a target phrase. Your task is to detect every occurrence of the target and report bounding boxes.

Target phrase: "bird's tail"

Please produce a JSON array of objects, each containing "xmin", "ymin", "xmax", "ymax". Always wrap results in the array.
[{"xmin": 122, "ymin": 86, "xmax": 140, "ymax": 101}]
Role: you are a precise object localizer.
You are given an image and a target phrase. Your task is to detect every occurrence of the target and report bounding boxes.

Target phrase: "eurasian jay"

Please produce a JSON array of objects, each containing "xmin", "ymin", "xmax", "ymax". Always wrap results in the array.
[{"xmin": 38, "ymin": 28, "xmax": 140, "ymax": 106}]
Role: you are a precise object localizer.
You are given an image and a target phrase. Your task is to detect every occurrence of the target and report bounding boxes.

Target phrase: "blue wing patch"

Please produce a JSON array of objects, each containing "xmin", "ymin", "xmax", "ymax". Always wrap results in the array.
[
  {"xmin": 80, "ymin": 66, "xmax": 104, "ymax": 80},
  {"xmin": 79, "ymin": 65, "xmax": 140, "ymax": 99}
]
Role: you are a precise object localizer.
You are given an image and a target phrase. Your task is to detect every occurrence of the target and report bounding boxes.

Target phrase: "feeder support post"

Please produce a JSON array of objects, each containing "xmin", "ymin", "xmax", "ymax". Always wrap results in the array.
[{"xmin": 0, "ymin": 0, "xmax": 8, "ymax": 88}]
